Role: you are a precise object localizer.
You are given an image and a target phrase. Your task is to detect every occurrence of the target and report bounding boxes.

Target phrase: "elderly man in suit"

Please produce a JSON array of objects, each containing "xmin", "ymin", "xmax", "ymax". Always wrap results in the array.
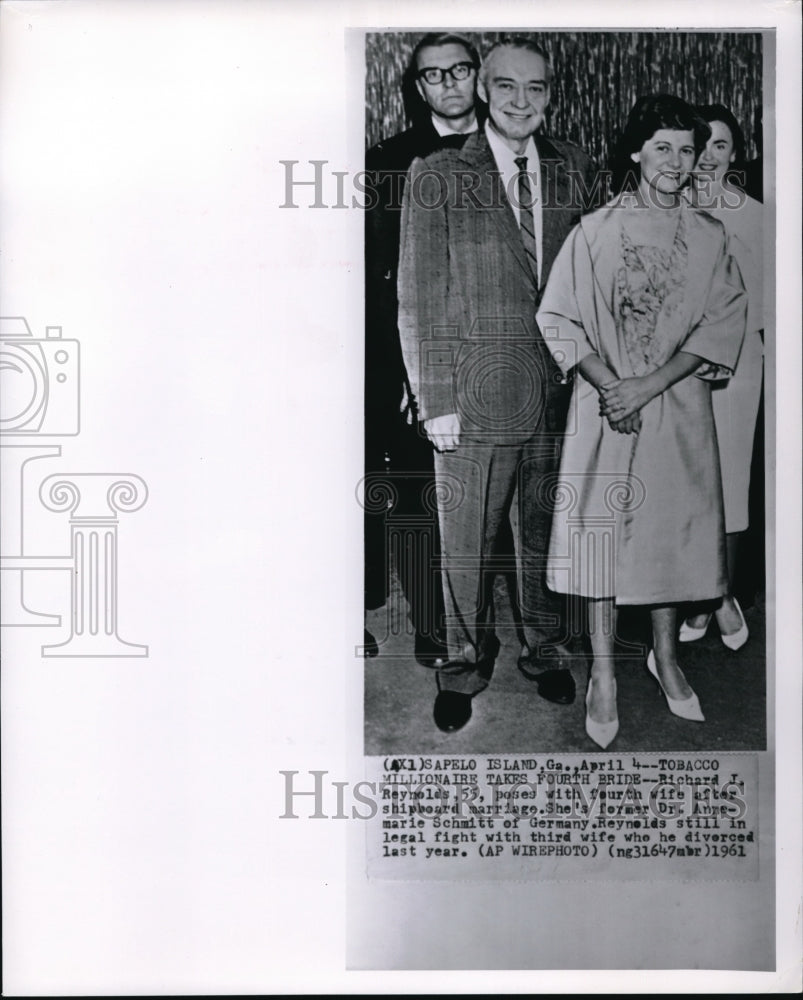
[
  {"xmin": 365, "ymin": 33, "xmax": 481, "ymax": 667},
  {"xmin": 398, "ymin": 37, "xmax": 598, "ymax": 731}
]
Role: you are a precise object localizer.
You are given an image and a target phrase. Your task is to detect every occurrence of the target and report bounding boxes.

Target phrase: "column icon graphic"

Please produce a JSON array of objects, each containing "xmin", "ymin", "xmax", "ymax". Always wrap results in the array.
[{"xmin": 0, "ymin": 317, "xmax": 149, "ymax": 657}]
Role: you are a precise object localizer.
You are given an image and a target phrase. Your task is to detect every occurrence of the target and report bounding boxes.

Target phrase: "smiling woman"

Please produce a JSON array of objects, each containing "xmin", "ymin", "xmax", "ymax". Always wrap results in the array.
[
  {"xmin": 612, "ymin": 93, "xmax": 713, "ymax": 202},
  {"xmin": 631, "ymin": 130, "xmax": 697, "ymax": 201},
  {"xmin": 680, "ymin": 103, "xmax": 765, "ymax": 649},
  {"xmin": 536, "ymin": 93, "xmax": 748, "ymax": 750}
]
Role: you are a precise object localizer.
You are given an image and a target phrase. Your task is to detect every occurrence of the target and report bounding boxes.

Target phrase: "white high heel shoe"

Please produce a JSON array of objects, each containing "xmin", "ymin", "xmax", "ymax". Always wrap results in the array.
[
  {"xmin": 678, "ymin": 613, "xmax": 712, "ymax": 643},
  {"xmin": 585, "ymin": 676, "xmax": 619, "ymax": 749},
  {"xmin": 646, "ymin": 651, "xmax": 705, "ymax": 722},
  {"xmin": 717, "ymin": 597, "xmax": 749, "ymax": 651}
]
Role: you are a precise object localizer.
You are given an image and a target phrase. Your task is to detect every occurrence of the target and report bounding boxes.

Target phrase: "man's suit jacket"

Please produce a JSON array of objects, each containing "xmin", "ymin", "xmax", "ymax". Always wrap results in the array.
[
  {"xmin": 397, "ymin": 128, "xmax": 598, "ymax": 445},
  {"xmin": 365, "ymin": 121, "xmax": 473, "ymax": 443}
]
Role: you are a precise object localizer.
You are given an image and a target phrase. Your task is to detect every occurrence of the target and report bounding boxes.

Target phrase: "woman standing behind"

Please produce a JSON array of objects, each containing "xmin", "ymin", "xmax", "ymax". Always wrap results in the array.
[
  {"xmin": 679, "ymin": 104, "xmax": 764, "ymax": 650},
  {"xmin": 536, "ymin": 95, "xmax": 747, "ymax": 748}
]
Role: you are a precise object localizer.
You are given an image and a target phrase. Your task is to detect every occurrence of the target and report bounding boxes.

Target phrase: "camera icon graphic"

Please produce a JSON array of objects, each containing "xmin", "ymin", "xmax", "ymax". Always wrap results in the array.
[
  {"xmin": 420, "ymin": 317, "xmax": 578, "ymax": 442},
  {"xmin": 0, "ymin": 317, "xmax": 80, "ymax": 436},
  {"xmin": 1, "ymin": 316, "xmax": 148, "ymax": 657}
]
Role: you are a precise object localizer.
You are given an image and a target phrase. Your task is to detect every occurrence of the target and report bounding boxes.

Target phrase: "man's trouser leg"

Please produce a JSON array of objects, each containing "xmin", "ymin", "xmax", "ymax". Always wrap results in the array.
[
  {"xmin": 390, "ymin": 418, "xmax": 447, "ymax": 646},
  {"xmin": 514, "ymin": 432, "xmax": 572, "ymax": 657},
  {"xmin": 364, "ymin": 439, "xmax": 389, "ymax": 613},
  {"xmin": 434, "ymin": 442, "xmax": 519, "ymax": 694}
]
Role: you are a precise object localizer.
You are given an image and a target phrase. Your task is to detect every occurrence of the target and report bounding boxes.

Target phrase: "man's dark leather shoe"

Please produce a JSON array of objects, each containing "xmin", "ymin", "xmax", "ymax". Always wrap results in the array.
[
  {"xmin": 518, "ymin": 647, "xmax": 576, "ymax": 704},
  {"xmin": 433, "ymin": 690, "xmax": 472, "ymax": 732},
  {"xmin": 531, "ymin": 668, "xmax": 576, "ymax": 705},
  {"xmin": 414, "ymin": 632, "xmax": 449, "ymax": 668}
]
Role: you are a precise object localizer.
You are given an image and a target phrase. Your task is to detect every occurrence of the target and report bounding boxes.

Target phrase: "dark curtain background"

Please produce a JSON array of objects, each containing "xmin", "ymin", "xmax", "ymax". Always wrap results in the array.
[{"xmin": 365, "ymin": 31, "xmax": 763, "ymax": 165}]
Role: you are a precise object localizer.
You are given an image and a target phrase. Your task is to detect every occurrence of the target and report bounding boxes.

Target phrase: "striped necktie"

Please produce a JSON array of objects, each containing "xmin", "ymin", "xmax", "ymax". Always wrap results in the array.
[{"xmin": 514, "ymin": 155, "xmax": 538, "ymax": 281}]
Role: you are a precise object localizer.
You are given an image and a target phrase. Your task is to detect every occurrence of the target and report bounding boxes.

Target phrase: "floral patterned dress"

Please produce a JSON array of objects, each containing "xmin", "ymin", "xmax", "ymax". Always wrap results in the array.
[{"xmin": 536, "ymin": 200, "xmax": 747, "ymax": 603}]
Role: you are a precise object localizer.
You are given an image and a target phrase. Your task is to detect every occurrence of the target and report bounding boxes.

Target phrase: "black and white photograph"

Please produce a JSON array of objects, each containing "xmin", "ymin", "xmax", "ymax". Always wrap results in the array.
[
  {"xmin": 351, "ymin": 14, "xmax": 795, "ymax": 976},
  {"xmin": 362, "ymin": 29, "xmax": 769, "ymax": 755}
]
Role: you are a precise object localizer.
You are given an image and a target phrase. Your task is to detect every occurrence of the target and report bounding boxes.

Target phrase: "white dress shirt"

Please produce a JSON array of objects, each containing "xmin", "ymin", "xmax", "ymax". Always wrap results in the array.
[
  {"xmin": 431, "ymin": 114, "xmax": 478, "ymax": 138},
  {"xmin": 485, "ymin": 119, "xmax": 543, "ymax": 284}
]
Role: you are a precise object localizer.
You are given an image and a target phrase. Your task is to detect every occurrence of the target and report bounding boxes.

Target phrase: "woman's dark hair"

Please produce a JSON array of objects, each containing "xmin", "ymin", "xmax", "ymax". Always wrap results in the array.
[
  {"xmin": 695, "ymin": 103, "xmax": 748, "ymax": 172},
  {"xmin": 611, "ymin": 93, "xmax": 712, "ymax": 194},
  {"xmin": 401, "ymin": 33, "xmax": 480, "ymax": 126}
]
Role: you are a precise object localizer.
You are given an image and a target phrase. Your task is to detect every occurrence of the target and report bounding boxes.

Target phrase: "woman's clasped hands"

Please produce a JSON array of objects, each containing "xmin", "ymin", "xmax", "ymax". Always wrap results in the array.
[{"xmin": 598, "ymin": 376, "xmax": 656, "ymax": 434}]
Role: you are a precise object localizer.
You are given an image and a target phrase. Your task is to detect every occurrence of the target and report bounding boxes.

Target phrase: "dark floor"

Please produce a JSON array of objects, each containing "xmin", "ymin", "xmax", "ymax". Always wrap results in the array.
[{"xmin": 364, "ymin": 572, "xmax": 767, "ymax": 754}]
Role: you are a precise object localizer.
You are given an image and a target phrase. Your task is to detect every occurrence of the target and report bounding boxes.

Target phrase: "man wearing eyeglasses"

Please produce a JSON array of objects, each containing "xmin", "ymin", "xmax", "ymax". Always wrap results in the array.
[
  {"xmin": 398, "ymin": 38, "xmax": 599, "ymax": 733},
  {"xmin": 365, "ymin": 33, "xmax": 481, "ymax": 670}
]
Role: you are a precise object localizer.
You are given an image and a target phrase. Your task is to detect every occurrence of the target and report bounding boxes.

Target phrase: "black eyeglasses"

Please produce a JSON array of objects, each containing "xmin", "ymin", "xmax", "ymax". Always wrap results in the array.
[{"xmin": 417, "ymin": 62, "xmax": 475, "ymax": 85}]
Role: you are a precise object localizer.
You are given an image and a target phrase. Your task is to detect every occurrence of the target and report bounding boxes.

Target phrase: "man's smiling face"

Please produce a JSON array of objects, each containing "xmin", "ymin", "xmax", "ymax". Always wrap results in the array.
[{"xmin": 479, "ymin": 46, "xmax": 550, "ymax": 152}]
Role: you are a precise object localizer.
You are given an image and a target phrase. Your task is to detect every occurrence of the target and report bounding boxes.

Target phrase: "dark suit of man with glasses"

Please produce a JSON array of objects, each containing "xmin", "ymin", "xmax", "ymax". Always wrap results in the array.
[{"xmin": 365, "ymin": 33, "xmax": 482, "ymax": 668}]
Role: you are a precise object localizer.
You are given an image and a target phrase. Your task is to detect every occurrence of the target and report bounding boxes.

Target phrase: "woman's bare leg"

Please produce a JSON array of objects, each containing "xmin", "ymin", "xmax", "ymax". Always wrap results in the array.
[
  {"xmin": 652, "ymin": 606, "xmax": 694, "ymax": 699},
  {"xmin": 686, "ymin": 532, "xmax": 743, "ymax": 631},
  {"xmin": 587, "ymin": 598, "xmax": 617, "ymax": 723},
  {"xmin": 715, "ymin": 532, "xmax": 747, "ymax": 634}
]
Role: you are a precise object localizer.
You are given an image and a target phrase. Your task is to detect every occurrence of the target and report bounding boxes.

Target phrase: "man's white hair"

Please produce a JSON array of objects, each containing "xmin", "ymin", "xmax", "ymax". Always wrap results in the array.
[{"xmin": 479, "ymin": 38, "xmax": 553, "ymax": 90}]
